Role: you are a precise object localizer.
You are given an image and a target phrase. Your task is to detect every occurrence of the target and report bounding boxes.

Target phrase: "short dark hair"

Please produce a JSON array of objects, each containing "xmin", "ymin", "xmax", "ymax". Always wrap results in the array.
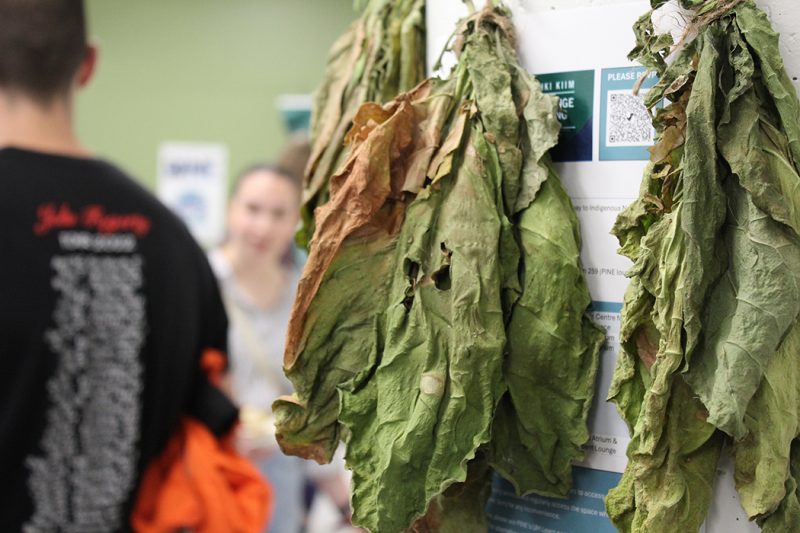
[
  {"xmin": 231, "ymin": 163, "xmax": 302, "ymax": 197},
  {"xmin": 0, "ymin": 0, "xmax": 88, "ymax": 101}
]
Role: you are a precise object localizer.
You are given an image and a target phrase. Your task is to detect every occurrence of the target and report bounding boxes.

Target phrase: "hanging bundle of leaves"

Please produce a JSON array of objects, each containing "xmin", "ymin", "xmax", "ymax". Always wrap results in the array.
[
  {"xmin": 273, "ymin": 4, "xmax": 603, "ymax": 532},
  {"xmin": 607, "ymin": 1, "xmax": 800, "ymax": 531},
  {"xmin": 298, "ymin": 0, "xmax": 426, "ymax": 248}
]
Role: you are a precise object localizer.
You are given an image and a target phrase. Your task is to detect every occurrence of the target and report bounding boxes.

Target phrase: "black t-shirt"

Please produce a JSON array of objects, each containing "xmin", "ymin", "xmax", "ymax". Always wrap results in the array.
[{"xmin": 0, "ymin": 147, "xmax": 236, "ymax": 532}]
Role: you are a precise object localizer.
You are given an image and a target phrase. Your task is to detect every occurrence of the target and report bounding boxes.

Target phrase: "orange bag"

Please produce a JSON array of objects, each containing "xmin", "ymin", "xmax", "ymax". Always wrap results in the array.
[{"xmin": 131, "ymin": 350, "xmax": 272, "ymax": 533}]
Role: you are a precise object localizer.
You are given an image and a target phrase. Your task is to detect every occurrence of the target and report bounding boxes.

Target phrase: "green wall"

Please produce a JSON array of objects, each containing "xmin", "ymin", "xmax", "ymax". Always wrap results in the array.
[{"xmin": 76, "ymin": 0, "xmax": 354, "ymax": 189}]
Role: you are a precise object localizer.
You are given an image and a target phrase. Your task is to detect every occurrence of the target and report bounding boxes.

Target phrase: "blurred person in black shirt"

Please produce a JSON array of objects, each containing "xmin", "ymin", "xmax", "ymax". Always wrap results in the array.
[{"xmin": 0, "ymin": 1, "xmax": 243, "ymax": 530}]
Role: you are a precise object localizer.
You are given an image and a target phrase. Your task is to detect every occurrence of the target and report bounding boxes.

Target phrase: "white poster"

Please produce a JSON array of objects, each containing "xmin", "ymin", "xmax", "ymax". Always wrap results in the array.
[
  {"xmin": 428, "ymin": 1, "xmax": 761, "ymax": 531},
  {"xmin": 157, "ymin": 142, "xmax": 228, "ymax": 248}
]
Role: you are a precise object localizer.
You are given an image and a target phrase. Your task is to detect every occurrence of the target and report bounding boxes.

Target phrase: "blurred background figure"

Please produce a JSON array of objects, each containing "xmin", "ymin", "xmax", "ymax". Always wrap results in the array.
[
  {"xmin": 0, "ymin": 1, "xmax": 269, "ymax": 531},
  {"xmin": 209, "ymin": 156, "xmax": 353, "ymax": 533}
]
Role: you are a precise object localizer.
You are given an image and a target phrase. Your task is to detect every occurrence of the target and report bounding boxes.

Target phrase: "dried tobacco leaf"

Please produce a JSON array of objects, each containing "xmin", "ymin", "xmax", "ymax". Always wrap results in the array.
[
  {"xmin": 299, "ymin": 0, "xmax": 426, "ymax": 248},
  {"xmin": 608, "ymin": 1, "xmax": 800, "ymax": 531},
  {"xmin": 274, "ymin": 5, "xmax": 601, "ymax": 532}
]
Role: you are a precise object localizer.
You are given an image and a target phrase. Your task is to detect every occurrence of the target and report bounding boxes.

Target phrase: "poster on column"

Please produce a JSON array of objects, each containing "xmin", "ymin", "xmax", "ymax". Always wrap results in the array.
[
  {"xmin": 157, "ymin": 142, "xmax": 228, "ymax": 248},
  {"xmin": 426, "ymin": 1, "xmax": 759, "ymax": 532},
  {"xmin": 538, "ymin": 70, "xmax": 594, "ymax": 162}
]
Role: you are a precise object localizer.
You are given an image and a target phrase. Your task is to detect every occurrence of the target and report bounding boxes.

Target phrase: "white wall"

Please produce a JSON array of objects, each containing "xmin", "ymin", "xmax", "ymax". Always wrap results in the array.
[
  {"xmin": 573, "ymin": 0, "xmax": 798, "ymax": 88},
  {"xmin": 758, "ymin": 0, "xmax": 799, "ymax": 90},
  {"xmin": 544, "ymin": 0, "xmax": 798, "ymax": 92},
  {"xmin": 545, "ymin": 0, "xmax": 800, "ymax": 91},
  {"xmin": 429, "ymin": 0, "xmax": 799, "ymax": 94}
]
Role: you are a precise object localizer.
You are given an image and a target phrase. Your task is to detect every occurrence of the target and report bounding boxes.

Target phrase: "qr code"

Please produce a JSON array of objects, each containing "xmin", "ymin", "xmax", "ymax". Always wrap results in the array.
[{"xmin": 605, "ymin": 90, "xmax": 654, "ymax": 147}]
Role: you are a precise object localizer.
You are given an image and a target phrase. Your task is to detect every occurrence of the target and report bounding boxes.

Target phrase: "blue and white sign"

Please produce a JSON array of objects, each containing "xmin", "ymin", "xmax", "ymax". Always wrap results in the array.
[
  {"xmin": 599, "ymin": 66, "xmax": 659, "ymax": 161},
  {"xmin": 157, "ymin": 141, "xmax": 228, "ymax": 248},
  {"xmin": 487, "ymin": 468, "xmax": 623, "ymax": 533}
]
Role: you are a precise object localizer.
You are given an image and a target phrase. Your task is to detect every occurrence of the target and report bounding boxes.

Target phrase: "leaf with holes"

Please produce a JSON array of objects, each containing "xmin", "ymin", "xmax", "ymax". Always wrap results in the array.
[{"xmin": 275, "ymin": 6, "xmax": 601, "ymax": 531}]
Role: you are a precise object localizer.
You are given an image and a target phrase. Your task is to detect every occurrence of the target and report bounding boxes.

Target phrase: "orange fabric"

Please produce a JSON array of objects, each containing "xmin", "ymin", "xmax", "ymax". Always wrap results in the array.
[
  {"xmin": 131, "ymin": 349, "xmax": 272, "ymax": 533},
  {"xmin": 132, "ymin": 418, "xmax": 271, "ymax": 533},
  {"xmin": 201, "ymin": 348, "xmax": 227, "ymax": 386}
]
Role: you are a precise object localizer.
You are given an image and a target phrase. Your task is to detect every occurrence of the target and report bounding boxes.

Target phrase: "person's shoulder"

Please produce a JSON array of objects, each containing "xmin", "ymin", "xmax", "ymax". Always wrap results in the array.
[
  {"xmin": 95, "ymin": 160, "xmax": 172, "ymax": 217},
  {"xmin": 0, "ymin": 149, "xmax": 179, "ymax": 234},
  {"xmin": 97, "ymin": 160, "xmax": 201, "ymax": 251}
]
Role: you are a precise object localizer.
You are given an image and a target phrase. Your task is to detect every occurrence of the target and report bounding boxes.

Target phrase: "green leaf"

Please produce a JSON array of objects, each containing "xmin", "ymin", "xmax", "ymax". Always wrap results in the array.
[
  {"xmin": 758, "ymin": 440, "xmax": 800, "ymax": 532},
  {"xmin": 683, "ymin": 175, "xmax": 800, "ymax": 439},
  {"xmin": 489, "ymin": 174, "xmax": 603, "ymax": 498},
  {"xmin": 463, "ymin": 29, "xmax": 522, "ymax": 212},
  {"xmin": 410, "ymin": 455, "xmax": 493, "ymax": 532},
  {"xmin": 736, "ymin": 2, "xmax": 800, "ymax": 172},
  {"xmin": 341, "ymin": 123, "xmax": 508, "ymax": 532},
  {"xmin": 733, "ymin": 320, "xmax": 800, "ymax": 524},
  {"xmin": 606, "ymin": 377, "xmax": 722, "ymax": 533},
  {"xmin": 277, "ymin": 7, "xmax": 601, "ymax": 531},
  {"xmin": 299, "ymin": 0, "xmax": 427, "ymax": 249},
  {"xmin": 509, "ymin": 60, "xmax": 561, "ymax": 214},
  {"xmin": 609, "ymin": 3, "xmax": 800, "ymax": 531}
]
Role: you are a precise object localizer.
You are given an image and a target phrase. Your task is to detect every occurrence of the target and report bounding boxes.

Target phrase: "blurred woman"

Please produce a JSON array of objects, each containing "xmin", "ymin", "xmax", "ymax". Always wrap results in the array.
[{"xmin": 208, "ymin": 164, "xmax": 321, "ymax": 533}]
